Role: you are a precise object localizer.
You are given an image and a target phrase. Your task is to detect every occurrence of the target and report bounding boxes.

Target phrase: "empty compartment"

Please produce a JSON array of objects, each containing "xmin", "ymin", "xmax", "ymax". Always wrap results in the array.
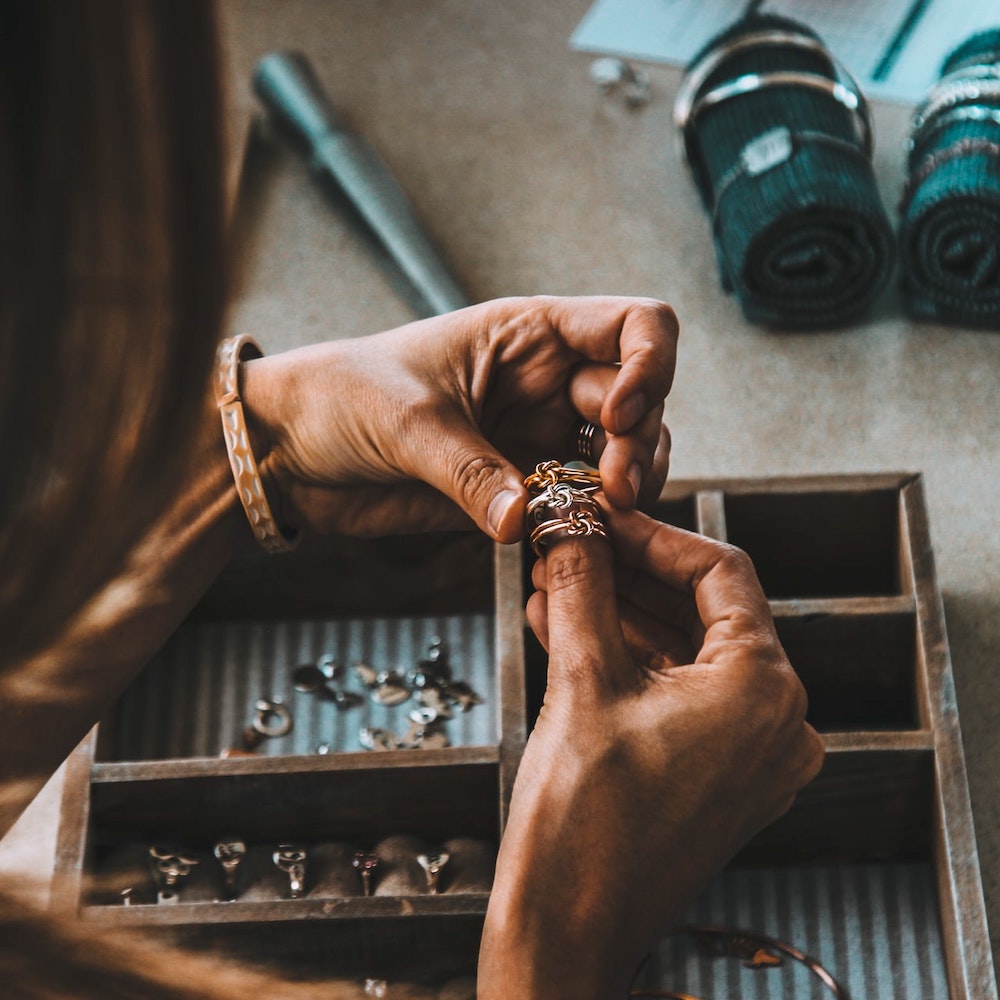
[
  {"xmin": 737, "ymin": 746, "xmax": 934, "ymax": 867},
  {"xmin": 98, "ymin": 531, "xmax": 498, "ymax": 761},
  {"xmin": 775, "ymin": 608, "xmax": 918, "ymax": 731},
  {"xmin": 724, "ymin": 489, "xmax": 902, "ymax": 598}
]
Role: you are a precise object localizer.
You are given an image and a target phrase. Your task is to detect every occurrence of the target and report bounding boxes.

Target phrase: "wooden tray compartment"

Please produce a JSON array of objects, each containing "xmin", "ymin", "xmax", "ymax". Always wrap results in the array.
[
  {"xmin": 773, "ymin": 603, "xmax": 919, "ymax": 731},
  {"xmin": 54, "ymin": 474, "xmax": 995, "ymax": 998},
  {"xmin": 722, "ymin": 486, "xmax": 905, "ymax": 599},
  {"xmin": 96, "ymin": 530, "xmax": 505, "ymax": 763}
]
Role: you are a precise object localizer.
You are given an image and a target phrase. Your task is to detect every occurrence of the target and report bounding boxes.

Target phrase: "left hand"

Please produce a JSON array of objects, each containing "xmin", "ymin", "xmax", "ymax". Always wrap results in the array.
[
  {"xmin": 479, "ymin": 508, "xmax": 824, "ymax": 999},
  {"xmin": 240, "ymin": 295, "xmax": 677, "ymax": 540}
]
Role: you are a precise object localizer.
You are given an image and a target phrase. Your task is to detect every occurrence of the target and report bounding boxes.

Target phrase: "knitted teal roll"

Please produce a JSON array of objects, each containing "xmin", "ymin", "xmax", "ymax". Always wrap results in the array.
[
  {"xmin": 900, "ymin": 29, "xmax": 1000, "ymax": 329},
  {"xmin": 676, "ymin": 15, "xmax": 895, "ymax": 330}
]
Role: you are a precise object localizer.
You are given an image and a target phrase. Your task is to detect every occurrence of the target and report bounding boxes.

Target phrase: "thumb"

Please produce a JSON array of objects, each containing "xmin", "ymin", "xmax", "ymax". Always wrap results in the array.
[
  {"xmin": 543, "ymin": 531, "xmax": 630, "ymax": 696},
  {"xmin": 418, "ymin": 418, "xmax": 528, "ymax": 542}
]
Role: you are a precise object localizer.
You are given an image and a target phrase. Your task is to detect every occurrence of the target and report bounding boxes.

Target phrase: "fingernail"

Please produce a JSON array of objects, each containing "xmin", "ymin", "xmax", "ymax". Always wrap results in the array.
[
  {"xmin": 627, "ymin": 463, "xmax": 642, "ymax": 503},
  {"xmin": 488, "ymin": 489, "xmax": 521, "ymax": 538},
  {"xmin": 616, "ymin": 392, "xmax": 646, "ymax": 431}
]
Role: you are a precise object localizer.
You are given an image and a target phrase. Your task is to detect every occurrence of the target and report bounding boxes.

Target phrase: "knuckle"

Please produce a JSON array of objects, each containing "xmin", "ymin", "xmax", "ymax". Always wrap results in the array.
[
  {"xmin": 800, "ymin": 725, "xmax": 826, "ymax": 782},
  {"xmin": 629, "ymin": 298, "xmax": 678, "ymax": 334},
  {"xmin": 714, "ymin": 542, "xmax": 757, "ymax": 580},
  {"xmin": 725, "ymin": 657, "xmax": 809, "ymax": 739}
]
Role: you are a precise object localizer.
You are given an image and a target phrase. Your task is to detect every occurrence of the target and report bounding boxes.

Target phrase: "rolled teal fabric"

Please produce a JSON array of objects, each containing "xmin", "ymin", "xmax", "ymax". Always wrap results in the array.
[
  {"xmin": 677, "ymin": 15, "xmax": 895, "ymax": 330},
  {"xmin": 899, "ymin": 29, "xmax": 1000, "ymax": 329}
]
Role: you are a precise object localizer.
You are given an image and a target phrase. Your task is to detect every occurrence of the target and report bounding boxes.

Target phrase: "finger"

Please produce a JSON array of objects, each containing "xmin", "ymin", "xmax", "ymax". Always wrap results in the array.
[
  {"xmin": 606, "ymin": 508, "xmax": 779, "ymax": 666},
  {"xmin": 618, "ymin": 599, "xmax": 698, "ymax": 670},
  {"xmin": 525, "ymin": 589, "xmax": 550, "ymax": 652},
  {"xmin": 568, "ymin": 365, "xmax": 667, "ymax": 506},
  {"xmin": 542, "ymin": 534, "xmax": 631, "ymax": 697},
  {"xmin": 566, "ymin": 362, "xmax": 616, "ymax": 427},
  {"xmin": 601, "ymin": 405, "xmax": 665, "ymax": 508},
  {"xmin": 533, "ymin": 538, "xmax": 698, "ymax": 638},
  {"xmin": 409, "ymin": 410, "xmax": 529, "ymax": 543},
  {"xmin": 545, "ymin": 296, "xmax": 678, "ymax": 436},
  {"xmin": 529, "ymin": 587, "xmax": 696, "ymax": 669},
  {"xmin": 641, "ymin": 420, "xmax": 671, "ymax": 506},
  {"xmin": 614, "ymin": 560, "xmax": 704, "ymax": 648},
  {"xmin": 533, "ymin": 545, "xmax": 700, "ymax": 661}
]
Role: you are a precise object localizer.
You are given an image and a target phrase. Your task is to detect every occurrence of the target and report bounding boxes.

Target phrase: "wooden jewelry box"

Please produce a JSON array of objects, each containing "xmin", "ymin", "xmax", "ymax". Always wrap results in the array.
[{"xmin": 53, "ymin": 472, "xmax": 997, "ymax": 998}]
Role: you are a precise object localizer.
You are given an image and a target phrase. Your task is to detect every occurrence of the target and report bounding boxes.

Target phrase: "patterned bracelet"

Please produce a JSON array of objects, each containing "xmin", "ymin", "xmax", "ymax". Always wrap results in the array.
[{"xmin": 215, "ymin": 335, "xmax": 299, "ymax": 554}]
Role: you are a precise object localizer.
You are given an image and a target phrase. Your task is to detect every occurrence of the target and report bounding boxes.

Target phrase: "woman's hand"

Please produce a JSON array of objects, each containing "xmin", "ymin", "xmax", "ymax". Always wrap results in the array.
[
  {"xmin": 478, "ymin": 508, "xmax": 825, "ymax": 1000},
  {"xmin": 239, "ymin": 296, "xmax": 676, "ymax": 540}
]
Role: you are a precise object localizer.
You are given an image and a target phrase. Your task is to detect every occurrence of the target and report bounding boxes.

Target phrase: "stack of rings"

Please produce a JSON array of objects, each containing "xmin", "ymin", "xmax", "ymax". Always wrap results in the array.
[{"xmin": 523, "ymin": 461, "xmax": 608, "ymax": 556}]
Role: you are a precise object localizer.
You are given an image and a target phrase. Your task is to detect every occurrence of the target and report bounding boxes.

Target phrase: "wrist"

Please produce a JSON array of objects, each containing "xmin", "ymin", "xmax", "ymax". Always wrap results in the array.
[
  {"xmin": 479, "ymin": 898, "xmax": 632, "ymax": 1000},
  {"xmin": 479, "ymin": 823, "xmax": 638, "ymax": 1000},
  {"xmin": 237, "ymin": 355, "xmax": 298, "ymax": 535}
]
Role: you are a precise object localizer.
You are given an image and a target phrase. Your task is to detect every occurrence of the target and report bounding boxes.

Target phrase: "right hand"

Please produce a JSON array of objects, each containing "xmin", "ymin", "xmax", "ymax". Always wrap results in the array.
[
  {"xmin": 240, "ymin": 295, "xmax": 675, "ymax": 542},
  {"xmin": 478, "ymin": 508, "xmax": 825, "ymax": 1000}
]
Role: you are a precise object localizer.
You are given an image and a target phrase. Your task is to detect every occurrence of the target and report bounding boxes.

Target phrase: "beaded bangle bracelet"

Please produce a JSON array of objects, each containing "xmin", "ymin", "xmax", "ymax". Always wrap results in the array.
[{"xmin": 215, "ymin": 335, "xmax": 299, "ymax": 554}]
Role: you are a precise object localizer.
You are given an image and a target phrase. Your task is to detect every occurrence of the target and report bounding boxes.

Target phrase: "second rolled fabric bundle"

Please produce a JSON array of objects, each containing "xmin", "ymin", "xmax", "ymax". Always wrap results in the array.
[
  {"xmin": 674, "ymin": 15, "xmax": 895, "ymax": 329},
  {"xmin": 899, "ymin": 29, "xmax": 1000, "ymax": 329}
]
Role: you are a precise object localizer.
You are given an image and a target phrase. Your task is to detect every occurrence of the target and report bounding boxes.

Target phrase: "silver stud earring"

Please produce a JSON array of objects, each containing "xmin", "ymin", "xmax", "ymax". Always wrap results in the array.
[{"xmin": 588, "ymin": 56, "xmax": 651, "ymax": 108}]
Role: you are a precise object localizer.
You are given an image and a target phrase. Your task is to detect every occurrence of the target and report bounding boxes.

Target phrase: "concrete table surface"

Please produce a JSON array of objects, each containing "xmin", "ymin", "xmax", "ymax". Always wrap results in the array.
[{"xmin": 4, "ymin": 0, "xmax": 998, "ymax": 982}]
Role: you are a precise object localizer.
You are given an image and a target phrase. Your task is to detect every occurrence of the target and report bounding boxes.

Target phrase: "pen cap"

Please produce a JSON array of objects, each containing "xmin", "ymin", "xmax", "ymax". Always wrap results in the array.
[{"xmin": 253, "ymin": 50, "xmax": 345, "ymax": 151}]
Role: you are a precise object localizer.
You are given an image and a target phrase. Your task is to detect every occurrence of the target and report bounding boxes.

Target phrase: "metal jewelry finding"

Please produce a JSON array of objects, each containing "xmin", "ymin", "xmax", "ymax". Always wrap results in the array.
[
  {"xmin": 292, "ymin": 662, "xmax": 362, "ymax": 709},
  {"xmin": 360, "ymin": 726, "xmax": 399, "ymax": 751},
  {"xmin": 589, "ymin": 56, "xmax": 651, "ymax": 108},
  {"xmin": 629, "ymin": 924, "xmax": 847, "ymax": 999},
  {"xmin": 252, "ymin": 697, "xmax": 293, "ymax": 738},
  {"xmin": 575, "ymin": 420, "xmax": 599, "ymax": 467},
  {"xmin": 371, "ymin": 669, "xmax": 411, "ymax": 707},
  {"xmin": 273, "ymin": 843, "xmax": 308, "ymax": 898},
  {"xmin": 148, "ymin": 845, "xmax": 200, "ymax": 903},
  {"xmin": 213, "ymin": 838, "xmax": 247, "ymax": 900},
  {"xmin": 416, "ymin": 851, "xmax": 450, "ymax": 893},
  {"xmin": 222, "ymin": 695, "xmax": 294, "ymax": 756},
  {"xmin": 353, "ymin": 851, "xmax": 379, "ymax": 896}
]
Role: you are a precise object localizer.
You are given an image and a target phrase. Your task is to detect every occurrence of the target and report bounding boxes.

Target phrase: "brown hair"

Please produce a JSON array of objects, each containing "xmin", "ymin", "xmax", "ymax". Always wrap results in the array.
[
  {"xmin": 0, "ymin": 0, "xmax": 229, "ymax": 664},
  {"xmin": 0, "ymin": 4, "xmax": 425, "ymax": 995},
  {"xmin": 0, "ymin": 881, "xmax": 441, "ymax": 999}
]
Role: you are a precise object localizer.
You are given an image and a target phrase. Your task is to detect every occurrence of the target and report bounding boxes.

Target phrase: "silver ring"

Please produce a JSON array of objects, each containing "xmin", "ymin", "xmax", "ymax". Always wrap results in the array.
[
  {"xmin": 575, "ymin": 421, "xmax": 598, "ymax": 466},
  {"xmin": 252, "ymin": 697, "xmax": 293, "ymax": 738}
]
